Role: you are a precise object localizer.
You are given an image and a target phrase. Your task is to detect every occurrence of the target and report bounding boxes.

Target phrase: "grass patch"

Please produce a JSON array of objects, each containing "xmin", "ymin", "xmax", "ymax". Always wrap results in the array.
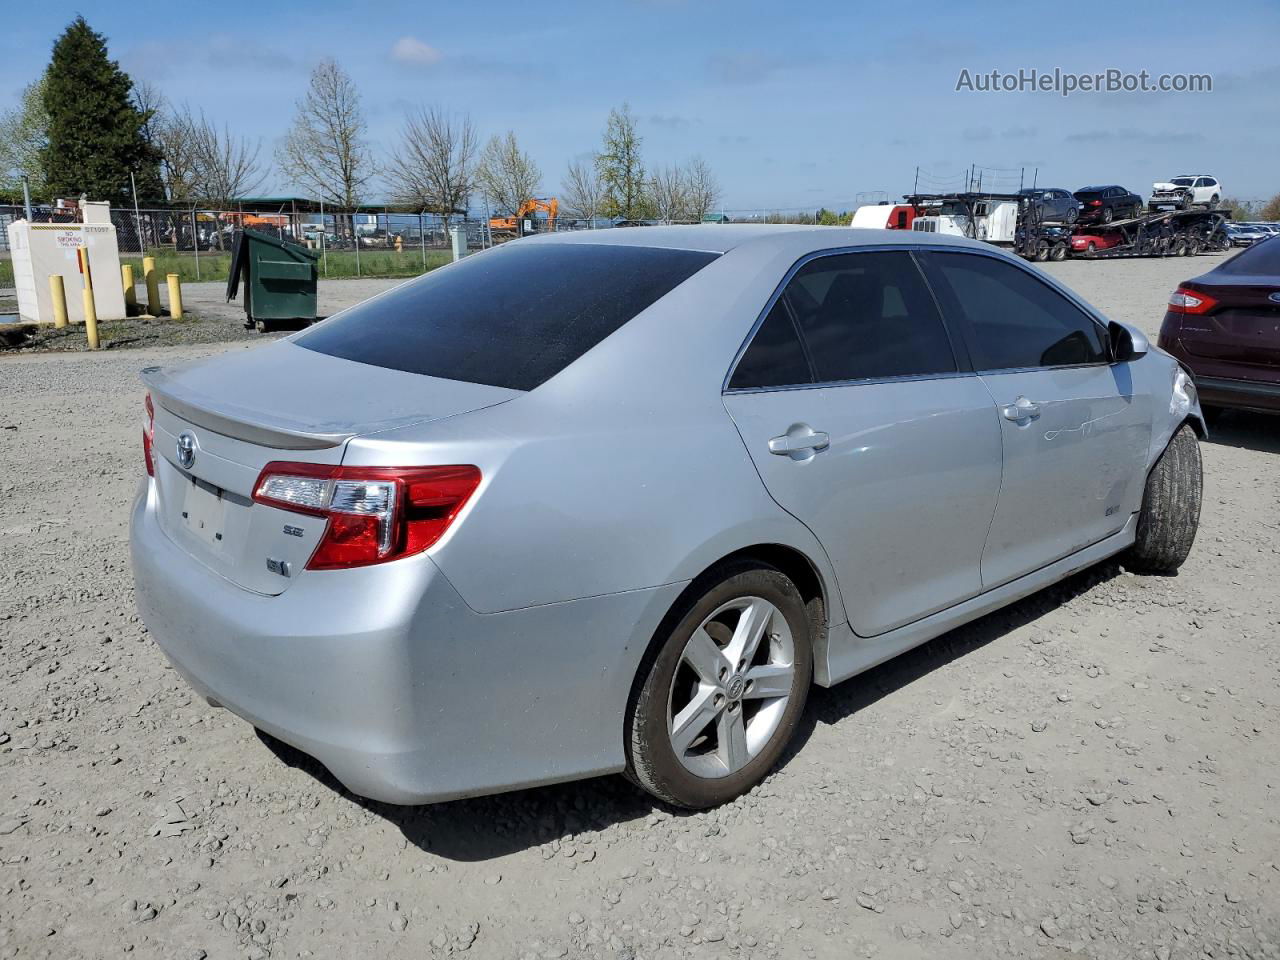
[{"xmin": 0, "ymin": 248, "xmax": 453, "ymax": 287}]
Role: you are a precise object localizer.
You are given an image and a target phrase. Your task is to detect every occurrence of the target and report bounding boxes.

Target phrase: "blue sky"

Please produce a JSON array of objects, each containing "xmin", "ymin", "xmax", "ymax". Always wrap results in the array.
[{"xmin": 4, "ymin": 0, "xmax": 1279, "ymax": 210}]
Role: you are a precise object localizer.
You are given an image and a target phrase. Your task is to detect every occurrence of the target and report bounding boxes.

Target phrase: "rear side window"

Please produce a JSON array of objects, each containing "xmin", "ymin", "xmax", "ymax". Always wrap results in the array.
[
  {"xmin": 297, "ymin": 243, "xmax": 719, "ymax": 390},
  {"xmin": 784, "ymin": 251, "xmax": 957, "ymax": 383},
  {"xmin": 1217, "ymin": 236, "xmax": 1280, "ymax": 275},
  {"xmin": 729, "ymin": 299, "xmax": 812, "ymax": 389},
  {"xmin": 923, "ymin": 251, "xmax": 1109, "ymax": 370}
]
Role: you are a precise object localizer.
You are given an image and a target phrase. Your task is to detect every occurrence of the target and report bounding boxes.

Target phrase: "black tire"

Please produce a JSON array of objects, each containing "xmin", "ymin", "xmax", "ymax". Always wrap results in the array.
[
  {"xmin": 1065, "ymin": 207, "xmax": 1078, "ymax": 224},
  {"xmin": 1034, "ymin": 240, "xmax": 1051, "ymax": 262},
  {"xmin": 1086, "ymin": 241, "xmax": 1097, "ymax": 255},
  {"xmin": 1210, "ymin": 194, "xmax": 1219, "ymax": 209},
  {"xmin": 1102, "ymin": 207, "xmax": 1114, "ymax": 224},
  {"xmin": 1050, "ymin": 242, "xmax": 1067, "ymax": 261},
  {"xmin": 626, "ymin": 562, "xmax": 813, "ymax": 809},
  {"xmin": 1128, "ymin": 425, "xmax": 1202, "ymax": 574}
]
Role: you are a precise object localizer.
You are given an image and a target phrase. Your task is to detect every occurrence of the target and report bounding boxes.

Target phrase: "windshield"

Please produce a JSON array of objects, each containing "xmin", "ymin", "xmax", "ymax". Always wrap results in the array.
[
  {"xmin": 1170, "ymin": 178, "xmax": 1194, "ymax": 186},
  {"xmin": 296, "ymin": 242, "xmax": 719, "ymax": 391}
]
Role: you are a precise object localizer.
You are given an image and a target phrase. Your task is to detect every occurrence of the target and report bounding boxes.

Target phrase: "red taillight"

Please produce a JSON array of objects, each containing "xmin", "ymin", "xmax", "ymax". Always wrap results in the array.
[
  {"xmin": 1167, "ymin": 286, "xmax": 1219, "ymax": 315},
  {"xmin": 143, "ymin": 393, "xmax": 155, "ymax": 477},
  {"xmin": 252, "ymin": 462, "xmax": 481, "ymax": 570},
  {"xmin": 1088, "ymin": 200, "xmax": 1102, "ymax": 206}
]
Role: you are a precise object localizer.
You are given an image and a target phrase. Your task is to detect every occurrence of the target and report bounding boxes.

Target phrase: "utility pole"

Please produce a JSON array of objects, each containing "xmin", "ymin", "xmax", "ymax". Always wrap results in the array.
[
  {"xmin": 21, "ymin": 175, "xmax": 33, "ymax": 220},
  {"xmin": 130, "ymin": 172, "xmax": 144, "ymax": 256}
]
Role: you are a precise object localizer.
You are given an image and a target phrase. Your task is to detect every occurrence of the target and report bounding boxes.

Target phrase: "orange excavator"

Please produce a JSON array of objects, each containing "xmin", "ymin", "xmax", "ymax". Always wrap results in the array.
[{"xmin": 489, "ymin": 197, "xmax": 558, "ymax": 239}]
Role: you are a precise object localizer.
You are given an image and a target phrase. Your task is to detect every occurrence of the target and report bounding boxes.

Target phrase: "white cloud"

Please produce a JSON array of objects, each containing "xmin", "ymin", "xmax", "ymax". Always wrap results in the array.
[{"xmin": 391, "ymin": 36, "xmax": 441, "ymax": 66}]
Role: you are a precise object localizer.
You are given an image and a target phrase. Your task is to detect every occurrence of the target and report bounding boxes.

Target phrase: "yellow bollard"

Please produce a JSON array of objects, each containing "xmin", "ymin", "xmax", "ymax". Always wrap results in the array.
[
  {"xmin": 142, "ymin": 255, "xmax": 160, "ymax": 316},
  {"xmin": 78, "ymin": 248, "xmax": 100, "ymax": 350},
  {"xmin": 166, "ymin": 273, "xmax": 184, "ymax": 319},
  {"xmin": 121, "ymin": 264, "xmax": 136, "ymax": 314},
  {"xmin": 48, "ymin": 274, "xmax": 69, "ymax": 329}
]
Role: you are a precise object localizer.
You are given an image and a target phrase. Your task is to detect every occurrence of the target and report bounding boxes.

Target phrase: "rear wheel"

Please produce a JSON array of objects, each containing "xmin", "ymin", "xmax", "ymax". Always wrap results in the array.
[
  {"xmin": 1050, "ymin": 242, "xmax": 1067, "ymax": 261},
  {"xmin": 1035, "ymin": 240, "xmax": 1051, "ymax": 262},
  {"xmin": 627, "ymin": 563, "xmax": 812, "ymax": 808},
  {"xmin": 1102, "ymin": 207, "xmax": 1114, "ymax": 224},
  {"xmin": 1127, "ymin": 425, "xmax": 1202, "ymax": 574}
]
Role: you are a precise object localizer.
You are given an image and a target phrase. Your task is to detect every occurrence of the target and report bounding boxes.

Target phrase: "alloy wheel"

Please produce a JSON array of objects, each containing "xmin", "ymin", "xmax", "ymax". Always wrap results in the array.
[{"xmin": 666, "ymin": 596, "xmax": 795, "ymax": 779}]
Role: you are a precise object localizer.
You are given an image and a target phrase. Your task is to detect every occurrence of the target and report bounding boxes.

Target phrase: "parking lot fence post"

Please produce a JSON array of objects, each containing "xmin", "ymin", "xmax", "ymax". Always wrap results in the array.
[
  {"xmin": 143, "ymin": 255, "xmax": 160, "ymax": 316},
  {"xmin": 49, "ymin": 274, "xmax": 69, "ymax": 328},
  {"xmin": 121, "ymin": 264, "xmax": 136, "ymax": 314},
  {"xmin": 167, "ymin": 274, "xmax": 184, "ymax": 319},
  {"xmin": 78, "ymin": 247, "xmax": 100, "ymax": 349}
]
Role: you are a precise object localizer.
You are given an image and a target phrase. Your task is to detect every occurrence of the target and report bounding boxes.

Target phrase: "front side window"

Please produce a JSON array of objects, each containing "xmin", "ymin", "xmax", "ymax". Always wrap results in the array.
[
  {"xmin": 782, "ymin": 251, "xmax": 957, "ymax": 383},
  {"xmin": 923, "ymin": 252, "xmax": 1109, "ymax": 370}
]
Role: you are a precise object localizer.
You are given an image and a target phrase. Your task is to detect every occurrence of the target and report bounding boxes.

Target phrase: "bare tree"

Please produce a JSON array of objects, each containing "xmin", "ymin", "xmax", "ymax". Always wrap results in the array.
[
  {"xmin": 189, "ymin": 113, "xmax": 266, "ymax": 208},
  {"xmin": 682, "ymin": 156, "xmax": 721, "ymax": 222},
  {"xmin": 385, "ymin": 107, "xmax": 477, "ymax": 216},
  {"xmin": 648, "ymin": 163, "xmax": 688, "ymax": 223},
  {"xmin": 276, "ymin": 58, "xmax": 374, "ymax": 208},
  {"xmin": 149, "ymin": 105, "xmax": 201, "ymax": 205},
  {"xmin": 474, "ymin": 131, "xmax": 540, "ymax": 216},
  {"xmin": 559, "ymin": 157, "xmax": 605, "ymax": 221}
]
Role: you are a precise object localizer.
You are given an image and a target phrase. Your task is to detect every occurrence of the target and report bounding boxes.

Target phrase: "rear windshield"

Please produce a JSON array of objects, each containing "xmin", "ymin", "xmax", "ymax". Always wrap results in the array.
[
  {"xmin": 296, "ymin": 242, "xmax": 719, "ymax": 390},
  {"xmin": 1217, "ymin": 236, "xmax": 1280, "ymax": 275},
  {"xmin": 1074, "ymin": 190, "xmax": 1101, "ymax": 199}
]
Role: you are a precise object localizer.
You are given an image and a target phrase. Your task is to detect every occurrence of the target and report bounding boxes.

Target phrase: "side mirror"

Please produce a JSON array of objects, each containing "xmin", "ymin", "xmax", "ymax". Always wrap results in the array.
[{"xmin": 1109, "ymin": 320, "xmax": 1149, "ymax": 362}]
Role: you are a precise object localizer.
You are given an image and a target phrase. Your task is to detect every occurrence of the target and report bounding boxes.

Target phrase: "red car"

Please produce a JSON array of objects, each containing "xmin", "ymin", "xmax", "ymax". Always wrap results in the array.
[
  {"xmin": 1071, "ymin": 232, "xmax": 1124, "ymax": 256},
  {"xmin": 1158, "ymin": 237, "xmax": 1280, "ymax": 417}
]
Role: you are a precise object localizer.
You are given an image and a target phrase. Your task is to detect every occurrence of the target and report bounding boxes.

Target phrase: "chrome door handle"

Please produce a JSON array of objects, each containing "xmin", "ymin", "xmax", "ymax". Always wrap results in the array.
[
  {"xmin": 1001, "ymin": 396, "xmax": 1040, "ymax": 421},
  {"xmin": 768, "ymin": 426, "xmax": 830, "ymax": 456}
]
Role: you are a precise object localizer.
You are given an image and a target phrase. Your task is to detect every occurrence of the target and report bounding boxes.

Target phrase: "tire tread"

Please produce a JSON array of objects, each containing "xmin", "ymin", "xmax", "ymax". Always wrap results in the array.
[{"xmin": 1129, "ymin": 425, "xmax": 1202, "ymax": 573}]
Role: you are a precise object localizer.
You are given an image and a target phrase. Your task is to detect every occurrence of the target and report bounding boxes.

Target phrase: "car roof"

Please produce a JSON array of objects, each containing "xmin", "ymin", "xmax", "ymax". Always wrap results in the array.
[
  {"xmin": 1076, "ymin": 185, "xmax": 1118, "ymax": 191},
  {"xmin": 520, "ymin": 223, "xmax": 991, "ymax": 256}
]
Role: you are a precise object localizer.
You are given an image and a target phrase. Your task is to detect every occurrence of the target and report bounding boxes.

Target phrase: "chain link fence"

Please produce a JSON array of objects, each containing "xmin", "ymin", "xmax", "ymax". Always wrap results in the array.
[{"xmin": 1, "ymin": 204, "xmax": 704, "ymax": 288}]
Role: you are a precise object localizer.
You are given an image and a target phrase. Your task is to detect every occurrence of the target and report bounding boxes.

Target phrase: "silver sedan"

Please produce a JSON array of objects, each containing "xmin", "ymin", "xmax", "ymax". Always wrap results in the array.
[{"xmin": 130, "ymin": 226, "xmax": 1205, "ymax": 808}]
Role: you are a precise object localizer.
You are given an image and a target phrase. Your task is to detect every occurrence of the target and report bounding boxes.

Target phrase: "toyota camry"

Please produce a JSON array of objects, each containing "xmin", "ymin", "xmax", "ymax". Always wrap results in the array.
[{"xmin": 130, "ymin": 226, "xmax": 1205, "ymax": 809}]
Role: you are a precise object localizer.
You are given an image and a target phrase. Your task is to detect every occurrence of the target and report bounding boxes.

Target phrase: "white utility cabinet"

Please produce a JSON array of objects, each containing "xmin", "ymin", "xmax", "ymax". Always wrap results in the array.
[{"xmin": 6, "ymin": 215, "xmax": 127, "ymax": 324}]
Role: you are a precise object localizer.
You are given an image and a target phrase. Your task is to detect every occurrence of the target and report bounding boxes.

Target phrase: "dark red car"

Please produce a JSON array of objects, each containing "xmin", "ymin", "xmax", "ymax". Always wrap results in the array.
[{"xmin": 1158, "ymin": 237, "xmax": 1280, "ymax": 416}]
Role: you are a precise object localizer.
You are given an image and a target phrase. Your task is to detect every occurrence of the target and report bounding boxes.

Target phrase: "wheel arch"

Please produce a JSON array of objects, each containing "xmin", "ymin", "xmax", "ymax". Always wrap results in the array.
[{"xmin": 625, "ymin": 542, "xmax": 834, "ymax": 743}]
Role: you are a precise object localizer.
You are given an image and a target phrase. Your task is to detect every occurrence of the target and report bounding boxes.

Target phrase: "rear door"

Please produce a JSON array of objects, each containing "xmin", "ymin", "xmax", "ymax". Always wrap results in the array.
[
  {"xmin": 920, "ymin": 250, "xmax": 1152, "ymax": 589},
  {"xmin": 723, "ymin": 249, "xmax": 1003, "ymax": 637}
]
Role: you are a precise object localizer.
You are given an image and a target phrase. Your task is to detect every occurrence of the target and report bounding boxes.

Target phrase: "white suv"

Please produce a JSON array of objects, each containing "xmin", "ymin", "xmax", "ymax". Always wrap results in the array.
[{"xmin": 1149, "ymin": 175, "xmax": 1221, "ymax": 211}]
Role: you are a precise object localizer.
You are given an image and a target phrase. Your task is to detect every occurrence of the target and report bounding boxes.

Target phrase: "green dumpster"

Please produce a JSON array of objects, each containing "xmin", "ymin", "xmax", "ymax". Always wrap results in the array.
[{"xmin": 225, "ymin": 228, "xmax": 319, "ymax": 332}]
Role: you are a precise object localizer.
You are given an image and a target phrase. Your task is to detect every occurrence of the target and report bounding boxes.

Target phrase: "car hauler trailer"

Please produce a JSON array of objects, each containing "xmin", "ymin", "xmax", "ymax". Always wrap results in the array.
[
  {"xmin": 1070, "ymin": 208, "xmax": 1230, "ymax": 259},
  {"xmin": 904, "ymin": 192, "xmax": 1071, "ymax": 261},
  {"xmin": 900, "ymin": 192, "xmax": 1229, "ymax": 261}
]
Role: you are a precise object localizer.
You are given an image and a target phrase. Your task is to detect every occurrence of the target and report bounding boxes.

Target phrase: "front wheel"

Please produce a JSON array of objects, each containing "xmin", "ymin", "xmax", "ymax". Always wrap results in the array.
[
  {"xmin": 1127, "ymin": 425, "xmax": 1202, "ymax": 574},
  {"xmin": 627, "ymin": 563, "xmax": 812, "ymax": 808},
  {"xmin": 1102, "ymin": 207, "xmax": 1114, "ymax": 224}
]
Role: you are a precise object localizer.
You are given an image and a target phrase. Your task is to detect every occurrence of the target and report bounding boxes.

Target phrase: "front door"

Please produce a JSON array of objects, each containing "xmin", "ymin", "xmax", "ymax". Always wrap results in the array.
[
  {"xmin": 920, "ymin": 250, "xmax": 1152, "ymax": 588},
  {"xmin": 723, "ymin": 250, "xmax": 1003, "ymax": 637}
]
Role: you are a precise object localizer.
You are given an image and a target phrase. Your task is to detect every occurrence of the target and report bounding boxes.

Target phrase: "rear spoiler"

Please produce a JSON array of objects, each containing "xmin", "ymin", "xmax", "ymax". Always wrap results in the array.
[{"xmin": 140, "ymin": 366, "xmax": 351, "ymax": 450}]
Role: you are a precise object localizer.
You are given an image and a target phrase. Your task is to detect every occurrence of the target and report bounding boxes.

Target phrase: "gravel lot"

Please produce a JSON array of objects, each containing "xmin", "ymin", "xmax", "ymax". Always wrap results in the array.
[{"xmin": 1, "ymin": 252, "xmax": 1278, "ymax": 960}]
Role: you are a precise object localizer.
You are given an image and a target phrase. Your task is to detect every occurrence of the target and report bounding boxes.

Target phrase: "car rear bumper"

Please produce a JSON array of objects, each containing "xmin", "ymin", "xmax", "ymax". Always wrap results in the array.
[
  {"xmin": 1194, "ymin": 375, "xmax": 1280, "ymax": 413},
  {"xmin": 130, "ymin": 479, "xmax": 685, "ymax": 803}
]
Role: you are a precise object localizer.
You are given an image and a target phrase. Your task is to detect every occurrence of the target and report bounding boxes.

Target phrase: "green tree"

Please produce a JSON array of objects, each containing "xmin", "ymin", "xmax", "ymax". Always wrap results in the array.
[
  {"xmin": 41, "ymin": 17, "xmax": 163, "ymax": 203},
  {"xmin": 0, "ymin": 76, "xmax": 50, "ymax": 202},
  {"xmin": 1259, "ymin": 193, "xmax": 1280, "ymax": 222},
  {"xmin": 596, "ymin": 104, "xmax": 651, "ymax": 220}
]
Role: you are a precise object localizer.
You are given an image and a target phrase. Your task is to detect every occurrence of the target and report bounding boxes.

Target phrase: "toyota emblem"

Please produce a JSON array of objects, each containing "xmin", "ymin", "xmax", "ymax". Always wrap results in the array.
[{"xmin": 176, "ymin": 432, "xmax": 197, "ymax": 470}]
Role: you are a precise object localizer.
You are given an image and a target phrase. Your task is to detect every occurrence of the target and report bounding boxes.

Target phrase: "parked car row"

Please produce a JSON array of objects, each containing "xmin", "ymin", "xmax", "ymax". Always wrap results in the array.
[{"xmin": 1224, "ymin": 222, "xmax": 1280, "ymax": 246}]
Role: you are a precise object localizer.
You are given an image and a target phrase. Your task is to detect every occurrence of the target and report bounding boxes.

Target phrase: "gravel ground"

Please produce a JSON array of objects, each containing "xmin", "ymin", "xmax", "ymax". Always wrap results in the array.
[{"xmin": 1, "ymin": 254, "xmax": 1278, "ymax": 960}]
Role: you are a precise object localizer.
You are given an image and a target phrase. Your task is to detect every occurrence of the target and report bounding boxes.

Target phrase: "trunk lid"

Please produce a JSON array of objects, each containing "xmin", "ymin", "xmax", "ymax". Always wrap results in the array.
[
  {"xmin": 144, "ymin": 341, "xmax": 519, "ymax": 595},
  {"xmin": 1181, "ymin": 277, "xmax": 1280, "ymax": 368}
]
